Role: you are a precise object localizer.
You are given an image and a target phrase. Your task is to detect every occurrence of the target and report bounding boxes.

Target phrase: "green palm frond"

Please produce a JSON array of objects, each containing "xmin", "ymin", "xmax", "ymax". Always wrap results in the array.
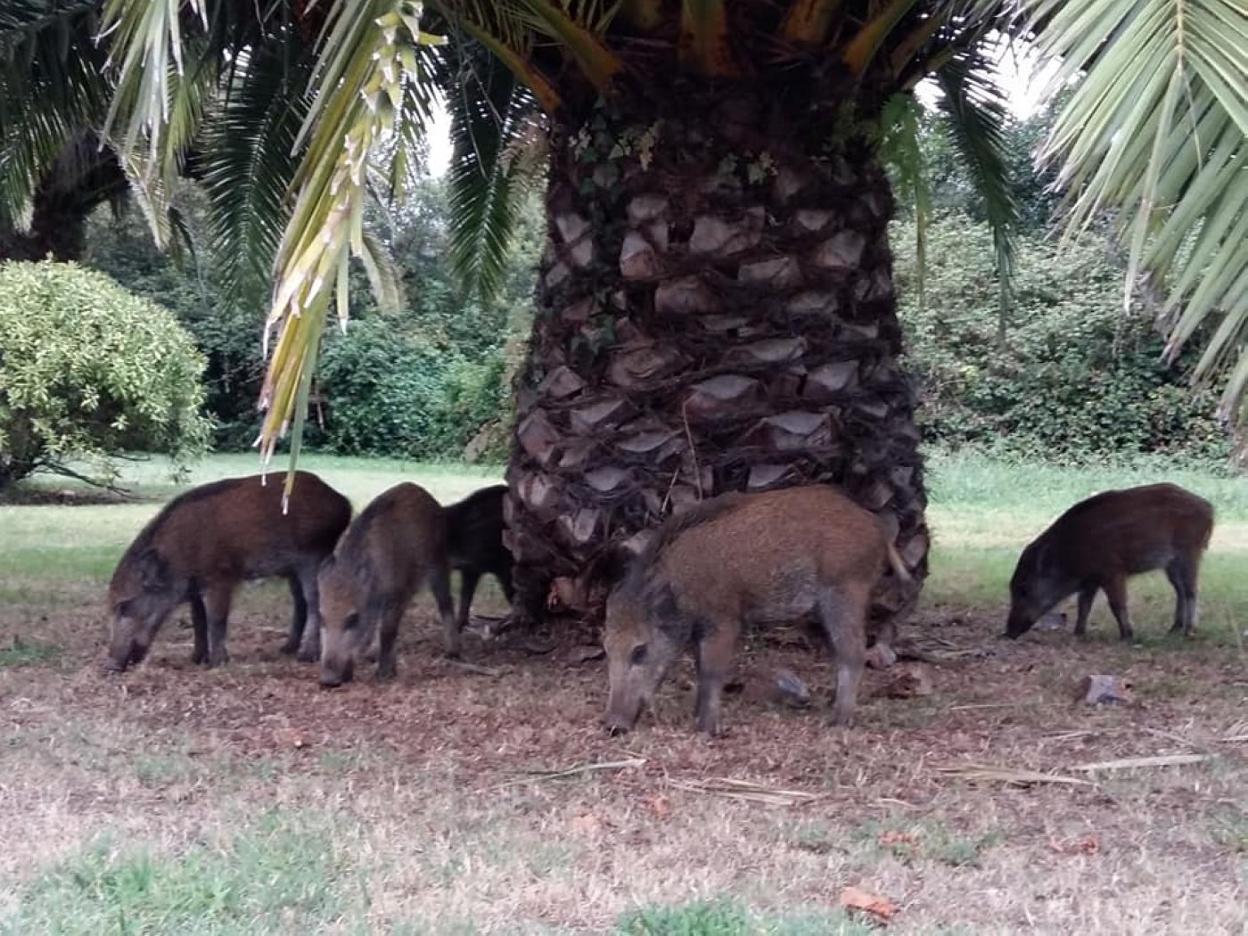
[
  {"xmin": 445, "ymin": 39, "xmax": 546, "ymax": 299},
  {"xmin": 879, "ymin": 94, "xmax": 932, "ymax": 314},
  {"xmin": 935, "ymin": 46, "xmax": 1019, "ymax": 338},
  {"xmin": 1028, "ymin": 0, "xmax": 1248, "ymax": 421},
  {"xmin": 200, "ymin": 44, "xmax": 314, "ymax": 303}
]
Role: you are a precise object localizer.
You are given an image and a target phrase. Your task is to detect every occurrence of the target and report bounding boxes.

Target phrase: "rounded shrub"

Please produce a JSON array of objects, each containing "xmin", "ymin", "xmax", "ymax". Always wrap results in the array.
[{"xmin": 0, "ymin": 260, "xmax": 210, "ymax": 489}]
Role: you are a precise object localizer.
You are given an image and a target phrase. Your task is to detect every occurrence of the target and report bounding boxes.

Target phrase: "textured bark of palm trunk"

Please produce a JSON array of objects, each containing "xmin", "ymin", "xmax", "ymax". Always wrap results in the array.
[{"xmin": 505, "ymin": 82, "xmax": 928, "ymax": 633}]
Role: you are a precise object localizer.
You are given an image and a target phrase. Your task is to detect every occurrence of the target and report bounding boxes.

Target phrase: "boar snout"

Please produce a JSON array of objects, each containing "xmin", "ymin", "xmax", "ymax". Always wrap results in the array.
[
  {"xmin": 319, "ymin": 658, "xmax": 354, "ymax": 688},
  {"xmin": 106, "ymin": 625, "xmax": 151, "ymax": 672},
  {"xmin": 1004, "ymin": 606, "xmax": 1033, "ymax": 639},
  {"xmin": 604, "ymin": 700, "xmax": 641, "ymax": 736}
]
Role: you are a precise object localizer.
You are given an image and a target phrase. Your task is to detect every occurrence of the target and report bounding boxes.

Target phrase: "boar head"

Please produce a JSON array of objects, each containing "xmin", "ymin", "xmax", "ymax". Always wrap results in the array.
[
  {"xmin": 1005, "ymin": 538, "xmax": 1071, "ymax": 638},
  {"xmin": 106, "ymin": 547, "xmax": 180, "ymax": 671},
  {"xmin": 317, "ymin": 556, "xmax": 367, "ymax": 687},
  {"xmin": 603, "ymin": 583, "xmax": 686, "ymax": 734}
]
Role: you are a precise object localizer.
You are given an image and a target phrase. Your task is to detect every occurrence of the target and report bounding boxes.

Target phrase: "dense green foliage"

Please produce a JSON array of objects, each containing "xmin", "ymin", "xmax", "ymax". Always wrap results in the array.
[
  {"xmin": 894, "ymin": 214, "xmax": 1230, "ymax": 463},
  {"xmin": 83, "ymin": 179, "xmax": 538, "ymax": 460},
  {"xmin": 0, "ymin": 261, "xmax": 210, "ymax": 489}
]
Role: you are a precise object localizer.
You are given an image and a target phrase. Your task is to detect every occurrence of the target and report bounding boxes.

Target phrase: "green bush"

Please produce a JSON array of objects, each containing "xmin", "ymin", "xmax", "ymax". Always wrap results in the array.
[
  {"xmin": 311, "ymin": 317, "xmax": 508, "ymax": 460},
  {"xmin": 0, "ymin": 260, "xmax": 210, "ymax": 490},
  {"xmin": 893, "ymin": 214, "xmax": 1230, "ymax": 464},
  {"xmin": 83, "ymin": 208, "xmax": 267, "ymax": 450}
]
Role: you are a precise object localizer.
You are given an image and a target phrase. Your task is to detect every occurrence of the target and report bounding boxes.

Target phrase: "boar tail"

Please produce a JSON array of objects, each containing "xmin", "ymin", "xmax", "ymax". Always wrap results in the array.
[{"xmin": 885, "ymin": 542, "xmax": 911, "ymax": 583}]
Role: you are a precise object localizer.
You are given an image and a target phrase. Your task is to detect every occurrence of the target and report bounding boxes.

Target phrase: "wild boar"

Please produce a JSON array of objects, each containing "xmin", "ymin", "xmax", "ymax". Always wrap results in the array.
[
  {"xmin": 106, "ymin": 471, "xmax": 351, "ymax": 671},
  {"xmin": 1005, "ymin": 483, "xmax": 1214, "ymax": 640},
  {"xmin": 603, "ymin": 485, "xmax": 908, "ymax": 735},
  {"xmin": 444, "ymin": 485, "xmax": 514, "ymax": 631},
  {"xmin": 318, "ymin": 482, "xmax": 455, "ymax": 687}
]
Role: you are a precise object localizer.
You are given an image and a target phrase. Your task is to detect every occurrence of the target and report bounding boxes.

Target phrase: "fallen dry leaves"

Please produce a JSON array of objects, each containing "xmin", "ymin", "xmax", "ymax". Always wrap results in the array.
[
  {"xmin": 879, "ymin": 829, "xmax": 919, "ymax": 849},
  {"xmin": 1049, "ymin": 835, "xmax": 1100, "ymax": 856},
  {"xmin": 840, "ymin": 885, "xmax": 899, "ymax": 922}
]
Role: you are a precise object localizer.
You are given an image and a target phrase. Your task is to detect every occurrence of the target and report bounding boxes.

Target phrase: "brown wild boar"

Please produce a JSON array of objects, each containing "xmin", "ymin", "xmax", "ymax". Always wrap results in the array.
[
  {"xmin": 1005, "ymin": 483, "xmax": 1214, "ymax": 640},
  {"xmin": 318, "ymin": 482, "xmax": 456, "ymax": 687},
  {"xmin": 603, "ymin": 485, "xmax": 908, "ymax": 735},
  {"xmin": 106, "ymin": 472, "xmax": 351, "ymax": 671}
]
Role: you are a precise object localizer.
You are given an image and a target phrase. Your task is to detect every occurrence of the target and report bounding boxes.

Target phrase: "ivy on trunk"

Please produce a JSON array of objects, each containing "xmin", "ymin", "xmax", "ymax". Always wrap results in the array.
[{"xmin": 505, "ymin": 74, "xmax": 928, "ymax": 632}]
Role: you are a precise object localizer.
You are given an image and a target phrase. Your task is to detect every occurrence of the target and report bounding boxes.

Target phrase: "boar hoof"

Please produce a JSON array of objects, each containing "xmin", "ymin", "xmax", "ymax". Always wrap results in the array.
[
  {"xmin": 865, "ymin": 644, "xmax": 897, "ymax": 669},
  {"xmin": 205, "ymin": 649, "xmax": 229, "ymax": 668},
  {"xmin": 279, "ymin": 638, "xmax": 300, "ymax": 656},
  {"xmin": 191, "ymin": 646, "xmax": 208, "ymax": 665},
  {"xmin": 296, "ymin": 644, "xmax": 320, "ymax": 664}
]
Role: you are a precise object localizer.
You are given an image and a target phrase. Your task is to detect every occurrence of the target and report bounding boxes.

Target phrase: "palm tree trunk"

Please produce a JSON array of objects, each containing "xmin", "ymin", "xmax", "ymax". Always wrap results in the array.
[
  {"xmin": 505, "ymin": 84, "xmax": 928, "ymax": 634},
  {"xmin": 0, "ymin": 138, "xmax": 126, "ymax": 262}
]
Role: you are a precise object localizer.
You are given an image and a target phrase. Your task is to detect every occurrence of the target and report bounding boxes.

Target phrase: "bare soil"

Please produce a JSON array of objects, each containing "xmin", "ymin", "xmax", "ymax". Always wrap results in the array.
[{"xmin": 2, "ymin": 588, "xmax": 1246, "ymax": 933}]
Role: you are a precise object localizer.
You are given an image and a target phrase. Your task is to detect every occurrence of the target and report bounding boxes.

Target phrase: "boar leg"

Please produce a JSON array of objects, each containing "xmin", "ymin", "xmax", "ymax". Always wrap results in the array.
[
  {"xmin": 1165, "ymin": 556, "xmax": 1200, "ymax": 635},
  {"xmin": 375, "ymin": 605, "xmax": 403, "ymax": 681},
  {"xmin": 294, "ymin": 565, "xmax": 323, "ymax": 663},
  {"xmin": 189, "ymin": 591, "xmax": 209, "ymax": 665},
  {"xmin": 281, "ymin": 575, "xmax": 307, "ymax": 656},
  {"xmin": 496, "ymin": 564, "xmax": 515, "ymax": 606},
  {"xmin": 455, "ymin": 568, "xmax": 481, "ymax": 637},
  {"xmin": 820, "ymin": 586, "xmax": 867, "ymax": 727},
  {"xmin": 432, "ymin": 563, "xmax": 460, "ymax": 659},
  {"xmin": 1073, "ymin": 586, "xmax": 1097, "ymax": 637},
  {"xmin": 1103, "ymin": 576, "xmax": 1134, "ymax": 641},
  {"xmin": 694, "ymin": 622, "xmax": 736, "ymax": 736},
  {"xmin": 201, "ymin": 584, "xmax": 233, "ymax": 667}
]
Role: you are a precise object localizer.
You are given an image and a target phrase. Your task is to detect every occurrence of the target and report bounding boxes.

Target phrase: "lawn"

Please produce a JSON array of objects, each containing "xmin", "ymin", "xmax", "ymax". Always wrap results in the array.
[{"xmin": 1, "ymin": 451, "xmax": 1245, "ymax": 934}]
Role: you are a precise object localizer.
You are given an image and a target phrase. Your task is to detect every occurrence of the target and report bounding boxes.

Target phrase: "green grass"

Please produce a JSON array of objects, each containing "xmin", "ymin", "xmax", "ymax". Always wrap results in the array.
[
  {"xmin": 617, "ymin": 899, "xmax": 872, "ymax": 936},
  {"xmin": 922, "ymin": 449, "xmax": 1248, "ymax": 640},
  {"xmin": 0, "ymin": 453, "xmax": 501, "ymax": 598},
  {"xmin": 4, "ymin": 448, "xmax": 1245, "ymax": 641},
  {"xmin": 0, "ymin": 636, "xmax": 62, "ymax": 668},
  {"xmin": 0, "ymin": 814, "xmax": 356, "ymax": 936}
]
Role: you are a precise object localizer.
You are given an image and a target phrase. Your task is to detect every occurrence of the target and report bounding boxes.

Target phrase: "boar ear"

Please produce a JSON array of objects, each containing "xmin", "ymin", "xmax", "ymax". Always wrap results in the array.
[
  {"xmin": 136, "ymin": 549, "xmax": 170, "ymax": 592},
  {"xmin": 592, "ymin": 543, "xmax": 636, "ymax": 587}
]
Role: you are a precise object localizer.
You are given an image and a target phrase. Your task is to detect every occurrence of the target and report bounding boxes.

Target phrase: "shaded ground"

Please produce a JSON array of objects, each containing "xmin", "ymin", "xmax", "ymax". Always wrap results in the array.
[{"xmin": 1, "ymin": 453, "xmax": 1246, "ymax": 933}]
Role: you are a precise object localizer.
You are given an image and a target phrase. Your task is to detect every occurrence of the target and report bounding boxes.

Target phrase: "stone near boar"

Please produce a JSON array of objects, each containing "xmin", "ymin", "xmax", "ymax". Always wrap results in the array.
[
  {"xmin": 443, "ymin": 485, "xmax": 515, "ymax": 632},
  {"xmin": 603, "ymin": 485, "xmax": 909, "ymax": 735},
  {"xmin": 106, "ymin": 472, "xmax": 351, "ymax": 671},
  {"xmin": 318, "ymin": 483, "xmax": 455, "ymax": 687},
  {"xmin": 1006, "ymin": 483, "xmax": 1214, "ymax": 641}
]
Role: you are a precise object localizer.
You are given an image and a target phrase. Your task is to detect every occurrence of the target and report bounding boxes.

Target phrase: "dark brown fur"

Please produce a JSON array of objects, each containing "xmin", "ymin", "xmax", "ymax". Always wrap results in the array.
[
  {"xmin": 1006, "ymin": 483, "xmax": 1214, "ymax": 640},
  {"xmin": 106, "ymin": 472, "xmax": 351, "ymax": 671},
  {"xmin": 318, "ymin": 483, "xmax": 455, "ymax": 686},
  {"xmin": 444, "ymin": 485, "xmax": 514, "ymax": 631},
  {"xmin": 604, "ymin": 485, "xmax": 905, "ymax": 734}
]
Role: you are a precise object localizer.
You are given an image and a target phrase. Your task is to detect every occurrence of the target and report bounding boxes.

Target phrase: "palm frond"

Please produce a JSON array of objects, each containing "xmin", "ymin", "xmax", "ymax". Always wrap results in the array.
[
  {"xmin": 100, "ymin": 0, "xmax": 207, "ymax": 156},
  {"xmin": 935, "ymin": 46, "xmax": 1019, "ymax": 339},
  {"xmin": 879, "ymin": 94, "xmax": 932, "ymax": 314},
  {"xmin": 1028, "ymin": 0, "xmax": 1248, "ymax": 421},
  {"xmin": 445, "ymin": 38, "xmax": 546, "ymax": 300},
  {"xmin": 258, "ymin": 0, "xmax": 443, "ymax": 495},
  {"xmin": 200, "ymin": 44, "xmax": 313, "ymax": 304}
]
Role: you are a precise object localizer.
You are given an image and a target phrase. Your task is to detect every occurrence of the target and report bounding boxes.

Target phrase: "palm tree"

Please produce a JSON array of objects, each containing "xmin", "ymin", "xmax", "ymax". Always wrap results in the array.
[{"xmin": 3, "ymin": 1, "xmax": 1244, "ymax": 628}]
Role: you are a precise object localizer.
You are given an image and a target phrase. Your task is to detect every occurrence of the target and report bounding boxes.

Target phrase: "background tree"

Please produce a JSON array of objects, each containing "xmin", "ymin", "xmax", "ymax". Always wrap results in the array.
[{"xmin": 0, "ymin": 260, "xmax": 209, "ymax": 491}]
